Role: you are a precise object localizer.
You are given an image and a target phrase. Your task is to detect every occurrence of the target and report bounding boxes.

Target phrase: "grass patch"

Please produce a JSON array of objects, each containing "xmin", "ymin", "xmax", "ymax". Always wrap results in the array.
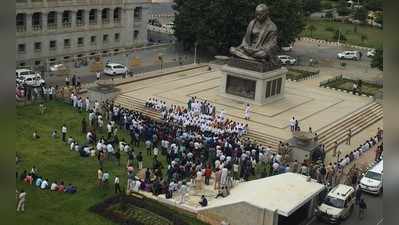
[
  {"xmin": 16, "ymin": 101, "xmax": 168, "ymax": 225},
  {"xmin": 91, "ymin": 195, "xmax": 209, "ymax": 225},
  {"xmin": 302, "ymin": 19, "xmax": 383, "ymax": 48},
  {"xmin": 320, "ymin": 76, "xmax": 382, "ymax": 96},
  {"xmin": 286, "ymin": 67, "xmax": 320, "ymax": 81}
]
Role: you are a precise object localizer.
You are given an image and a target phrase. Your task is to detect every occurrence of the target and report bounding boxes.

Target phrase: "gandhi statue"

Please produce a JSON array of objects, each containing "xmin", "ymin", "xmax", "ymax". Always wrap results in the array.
[{"xmin": 230, "ymin": 4, "xmax": 280, "ymax": 67}]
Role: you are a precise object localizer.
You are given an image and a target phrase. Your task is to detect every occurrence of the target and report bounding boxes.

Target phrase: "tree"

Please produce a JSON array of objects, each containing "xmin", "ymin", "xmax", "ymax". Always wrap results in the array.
[
  {"xmin": 336, "ymin": 0, "xmax": 352, "ymax": 16},
  {"xmin": 371, "ymin": 48, "xmax": 383, "ymax": 71},
  {"xmin": 173, "ymin": 0, "xmax": 306, "ymax": 54},
  {"xmin": 374, "ymin": 11, "xmax": 383, "ymax": 26},
  {"xmin": 325, "ymin": 11, "xmax": 334, "ymax": 20},
  {"xmin": 364, "ymin": 0, "xmax": 383, "ymax": 11},
  {"xmin": 353, "ymin": 7, "xmax": 369, "ymax": 24},
  {"xmin": 303, "ymin": 0, "xmax": 321, "ymax": 16},
  {"xmin": 360, "ymin": 34, "xmax": 368, "ymax": 43},
  {"xmin": 333, "ymin": 29, "xmax": 347, "ymax": 42},
  {"xmin": 307, "ymin": 24, "xmax": 317, "ymax": 37}
]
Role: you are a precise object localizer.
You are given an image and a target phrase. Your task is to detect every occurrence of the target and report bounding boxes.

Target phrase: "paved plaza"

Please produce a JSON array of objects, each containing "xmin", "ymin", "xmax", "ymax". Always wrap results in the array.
[{"xmin": 117, "ymin": 66, "xmax": 373, "ymax": 141}]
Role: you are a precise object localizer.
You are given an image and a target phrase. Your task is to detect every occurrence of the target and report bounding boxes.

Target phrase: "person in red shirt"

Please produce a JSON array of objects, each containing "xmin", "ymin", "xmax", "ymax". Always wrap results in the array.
[{"xmin": 204, "ymin": 165, "xmax": 212, "ymax": 185}]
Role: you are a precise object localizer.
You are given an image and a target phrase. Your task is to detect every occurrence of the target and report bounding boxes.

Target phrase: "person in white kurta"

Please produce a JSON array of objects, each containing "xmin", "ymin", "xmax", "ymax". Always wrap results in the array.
[{"xmin": 244, "ymin": 104, "xmax": 251, "ymax": 120}]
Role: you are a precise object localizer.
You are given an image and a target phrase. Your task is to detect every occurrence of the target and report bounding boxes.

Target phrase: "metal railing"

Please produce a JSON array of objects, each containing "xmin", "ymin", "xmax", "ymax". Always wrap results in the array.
[{"xmin": 17, "ymin": 25, "xmax": 27, "ymax": 32}]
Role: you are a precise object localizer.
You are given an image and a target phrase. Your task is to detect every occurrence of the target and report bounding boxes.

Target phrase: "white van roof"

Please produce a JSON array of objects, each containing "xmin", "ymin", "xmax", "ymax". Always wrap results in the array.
[
  {"xmin": 369, "ymin": 160, "xmax": 383, "ymax": 173},
  {"xmin": 327, "ymin": 184, "xmax": 354, "ymax": 200}
]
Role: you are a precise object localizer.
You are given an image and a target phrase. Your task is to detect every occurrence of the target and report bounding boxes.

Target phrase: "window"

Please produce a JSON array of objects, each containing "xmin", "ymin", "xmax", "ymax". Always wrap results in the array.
[
  {"xmin": 114, "ymin": 8, "xmax": 121, "ymax": 23},
  {"xmin": 266, "ymin": 81, "xmax": 271, "ymax": 98},
  {"xmin": 114, "ymin": 33, "xmax": 120, "ymax": 42},
  {"xmin": 64, "ymin": 39, "xmax": 71, "ymax": 48},
  {"xmin": 18, "ymin": 44, "xmax": 26, "ymax": 53},
  {"xmin": 103, "ymin": 34, "xmax": 109, "ymax": 43},
  {"xmin": 19, "ymin": 62, "xmax": 26, "ymax": 67},
  {"xmin": 102, "ymin": 8, "xmax": 110, "ymax": 24},
  {"xmin": 134, "ymin": 30, "xmax": 139, "ymax": 39},
  {"xmin": 48, "ymin": 11, "xmax": 57, "ymax": 29},
  {"xmin": 276, "ymin": 78, "xmax": 282, "ymax": 95},
  {"xmin": 34, "ymin": 42, "xmax": 41, "ymax": 52},
  {"xmin": 76, "ymin": 10, "xmax": 84, "ymax": 26},
  {"xmin": 271, "ymin": 79, "xmax": 277, "ymax": 96},
  {"xmin": 49, "ymin": 40, "xmax": 57, "ymax": 50},
  {"xmin": 134, "ymin": 7, "xmax": 142, "ymax": 20},
  {"xmin": 35, "ymin": 60, "xmax": 41, "ymax": 65},
  {"xmin": 77, "ymin": 37, "xmax": 84, "ymax": 47},
  {"xmin": 91, "ymin": 36, "xmax": 97, "ymax": 45},
  {"xmin": 89, "ymin": 9, "xmax": 97, "ymax": 24},
  {"xmin": 64, "ymin": 56, "xmax": 70, "ymax": 60}
]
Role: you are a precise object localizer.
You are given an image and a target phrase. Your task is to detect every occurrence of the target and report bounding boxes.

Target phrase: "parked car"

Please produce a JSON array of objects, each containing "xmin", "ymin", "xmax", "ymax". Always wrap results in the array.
[
  {"xmin": 277, "ymin": 55, "xmax": 296, "ymax": 65},
  {"xmin": 16, "ymin": 68, "xmax": 40, "ymax": 78},
  {"xmin": 103, "ymin": 63, "xmax": 128, "ymax": 76},
  {"xmin": 316, "ymin": 184, "xmax": 355, "ymax": 224},
  {"xmin": 16, "ymin": 69, "xmax": 45, "ymax": 86},
  {"xmin": 17, "ymin": 75, "xmax": 45, "ymax": 87},
  {"xmin": 281, "ymin": 45, "xmax": 293, "ymax": 52},
  {"xmin": 367, "ymin": 49, "xmax": 376, "ymax": 57},
  {"xmin": 337, "ymin": 51, "xmax": 360, "ymax": 60},
  {"xmin": 359, "ymin": 160, "xmax": 383, "ymax": 195}
]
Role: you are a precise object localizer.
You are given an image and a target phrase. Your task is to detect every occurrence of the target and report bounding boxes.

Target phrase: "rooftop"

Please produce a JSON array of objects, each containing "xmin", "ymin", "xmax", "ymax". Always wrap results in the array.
[{"xmin": 203, "ymin": 172, "xmax": 325, "ymax": 217}]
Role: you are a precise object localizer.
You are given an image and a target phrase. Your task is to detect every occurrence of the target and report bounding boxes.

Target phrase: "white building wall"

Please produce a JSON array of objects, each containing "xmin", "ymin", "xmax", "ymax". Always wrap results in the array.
[{"xmin": 16, "ymin": 0, "xmax": 150, "ymax": 67}]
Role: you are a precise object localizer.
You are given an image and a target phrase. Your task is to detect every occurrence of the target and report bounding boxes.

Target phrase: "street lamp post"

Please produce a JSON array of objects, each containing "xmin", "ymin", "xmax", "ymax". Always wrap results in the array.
[{"xmin": 194, "ymin": 42, "xmax": 198, "ymax": 64}]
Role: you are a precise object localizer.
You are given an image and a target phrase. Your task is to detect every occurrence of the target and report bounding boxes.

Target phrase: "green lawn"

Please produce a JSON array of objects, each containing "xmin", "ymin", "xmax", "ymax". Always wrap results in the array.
[
  {"xmin": 16, "ymin": 101, "xmax": 168, "ymax": 225},
  {"xmin": 302, "ymin": 19, "xmax": 383, "ymax": 48},
  {"xmin": 322, "ymin": 78, "xmax": 382, "ymax": 96}
]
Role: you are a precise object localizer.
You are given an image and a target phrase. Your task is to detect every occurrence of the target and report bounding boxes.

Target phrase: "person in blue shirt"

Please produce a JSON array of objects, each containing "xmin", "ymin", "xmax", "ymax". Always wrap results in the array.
[{"xmin": 35, "ymin": 177, "xmax": 43, "ymax": 187}]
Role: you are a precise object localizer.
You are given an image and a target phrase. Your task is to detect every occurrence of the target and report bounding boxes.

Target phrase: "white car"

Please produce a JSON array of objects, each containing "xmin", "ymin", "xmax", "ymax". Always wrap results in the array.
[
  {"xmin": 337, "ymin": 51, "xmax": 360, "ymax": 60},
  {"xmin": 103, "ymin": 63, "xmax": 128, "ymax": 76},
  {"xmin": 16, "ymin": 68, "xmax": 40, "ymax": 78},
  {"xmin": 17, "ymin": 74, "xmax": 45, "ymax": 87},
  {"xmin": 367, "ymin": 49, "xmax": 376, "ymax": 57},
  {"xmin": 359, "ymin": 160, "xmax": 383, "ymax": 195},
  {"xmin": 277, "ymin": 55, "xmax": 296, "ymax": 65},
  {"xmin": 316, "ymin": 184, "xmax": 355, "ymax": 224},
  {"xmin": 16, "ymin": 69, "xmax": 45, "ymax": 86}
]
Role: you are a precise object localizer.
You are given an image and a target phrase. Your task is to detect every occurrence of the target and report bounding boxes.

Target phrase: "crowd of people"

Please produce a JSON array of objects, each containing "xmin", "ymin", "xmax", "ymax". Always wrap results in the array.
[
  {"xmin": 18, "ymin": 166, "xmax": 77, "ymax": 195},
  {"xmin": 17, "ymin": 86, "xmax": 384, "ymax": 211}
]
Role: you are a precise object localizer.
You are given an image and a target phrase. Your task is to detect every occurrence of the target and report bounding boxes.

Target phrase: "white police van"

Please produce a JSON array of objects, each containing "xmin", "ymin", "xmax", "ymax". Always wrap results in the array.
[{"xmin": 359, "ymin": 160, "xmax": 383, "ymax": 195}]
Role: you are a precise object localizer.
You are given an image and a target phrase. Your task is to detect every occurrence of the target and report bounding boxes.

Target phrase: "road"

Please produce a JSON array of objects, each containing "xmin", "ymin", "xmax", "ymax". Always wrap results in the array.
[
  {"xmin": 311, "ymin": 193, "xmax": 383, "ymax": 225},
  {"xmin": 43, "ymin": 44, "xmax": 194, "ymax": 87}
]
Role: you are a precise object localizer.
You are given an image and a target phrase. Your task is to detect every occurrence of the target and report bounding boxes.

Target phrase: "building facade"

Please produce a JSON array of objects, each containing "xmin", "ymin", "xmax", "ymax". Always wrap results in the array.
[{"xmin": 16, "ymin": 0, "xmax": 151, "ymax": 68}]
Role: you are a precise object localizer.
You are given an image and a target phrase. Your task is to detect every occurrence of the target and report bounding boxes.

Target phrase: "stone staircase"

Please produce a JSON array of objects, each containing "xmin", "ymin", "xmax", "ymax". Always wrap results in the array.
[
  {"xmin": 317, "ymin": 102, "xmax": 383, "ymax": 152},
  {"xmin": 244, "ymin": 130, "xmax": 283, "ymax": 150},
  {"xmin": 114, "ymin": 94, "xmax": 162, "ymax": 120},
  {"xmin": 114, "ymin": 94, "xmax": 284, "ymax": 150}
]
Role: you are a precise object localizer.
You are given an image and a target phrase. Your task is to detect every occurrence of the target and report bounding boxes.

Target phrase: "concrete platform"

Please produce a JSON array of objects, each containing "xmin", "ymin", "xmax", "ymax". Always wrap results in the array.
[{"xmin": 117, "ymin": 67, "xmax": 373, "ymax": 140}]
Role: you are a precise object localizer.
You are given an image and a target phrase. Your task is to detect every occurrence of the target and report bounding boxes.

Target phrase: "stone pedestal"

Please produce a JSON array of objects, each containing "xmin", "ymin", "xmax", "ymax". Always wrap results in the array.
[
  {"xmin": 220, "ymin": 63, "xmax": 287, "ymax": 105},
  {"xmin": 87, "ymin": 82, "xmax": 120, "ymax": 107},
  {"xmin": 286, "ymin": 131, "xmax": 321, "ymax": 163}
]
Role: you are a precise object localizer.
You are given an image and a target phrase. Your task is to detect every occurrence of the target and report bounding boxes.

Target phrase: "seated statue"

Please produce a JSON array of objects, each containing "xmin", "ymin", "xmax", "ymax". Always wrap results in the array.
[{"xmin": 230, "ymin": 4, "xmax": 280, "ymax": 68}]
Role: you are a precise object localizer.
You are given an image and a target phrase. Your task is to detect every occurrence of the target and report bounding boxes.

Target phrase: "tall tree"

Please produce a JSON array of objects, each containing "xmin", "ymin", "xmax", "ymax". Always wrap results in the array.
[
  {"xmin": 371, "ymin": 48, "xmax": 383, "ymax": 71},
  {"xmin": 364, "ymin": 0, "xmax": 383, "ymax": 11},
  {"xmin": 303, "ymin": 0, "xmax": 321, "ymax": 16},
  {"xmin": 173, "ymin": 0, "xmax": 306, "ymax": 54},
  {"xmin": 307, "ymin": 24, "xmax": 317, "ymax": 37},
  {"xmin": 353, "ymin": 7, "xmax": 369, "ymax": 24},
  {"xmin": 336, "ymin": 0, "xmax": 352, "ymax": 16}
]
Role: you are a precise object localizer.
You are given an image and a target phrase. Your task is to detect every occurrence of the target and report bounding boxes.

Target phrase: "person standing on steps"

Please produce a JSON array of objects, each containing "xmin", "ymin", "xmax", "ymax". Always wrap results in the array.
[{"xmin": 346, "ymin": 129, "xmax": 352, "ymax": 145}]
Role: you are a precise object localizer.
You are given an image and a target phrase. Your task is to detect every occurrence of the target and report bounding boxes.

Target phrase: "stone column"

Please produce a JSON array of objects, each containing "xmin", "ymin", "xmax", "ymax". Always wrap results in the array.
[
  {"xmin": 26, "ymin": 12, "xmax": 32, "ymax": 33},
  {"xmin": 57, "ymin": 11, "xmax": 63, "ymax": 29},
  {"xmin": 97, "ymin": 8, "xmax": 102, "ymax": 27},
  {"xmin": 85, "ymin": 9, "xmax": 90, "ymax": 28},
  {"xmin": 71, "ymin": 10, "xmax": 77, "ymax": 29},
  {"xmin": 109, "ymin": 8, "xmax": 114, "ymax": 26},
  {"xmin": 42, "ymin": 11, "xmax": 48, "ymax": 32}
]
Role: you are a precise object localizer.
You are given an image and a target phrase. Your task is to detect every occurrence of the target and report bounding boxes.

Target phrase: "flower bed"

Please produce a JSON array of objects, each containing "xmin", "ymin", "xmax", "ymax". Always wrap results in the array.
[
  {"xmin": 320, "ymin": 75, "xmax": 382, "ymax": 97},
  {"xmin": 286, "ymin": 67, "xmax": 320, "ymax": 81},
  {"xmin": 90, "ymin": 194, "xmax": 209, "ymax": 225}
]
